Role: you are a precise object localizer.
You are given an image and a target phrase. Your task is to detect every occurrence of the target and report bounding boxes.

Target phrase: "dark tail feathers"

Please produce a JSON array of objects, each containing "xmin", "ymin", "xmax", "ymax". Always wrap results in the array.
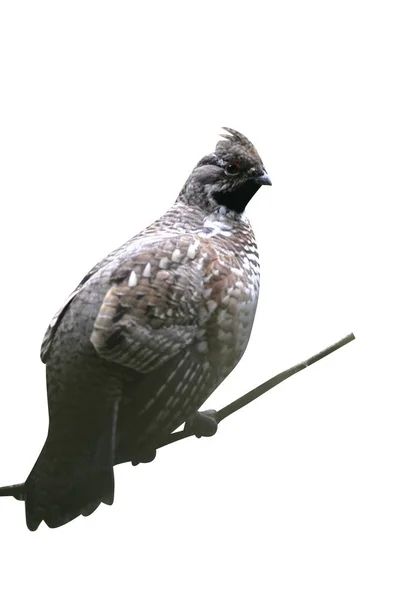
[
  {"xmin": 1, "ymin": 475, "xmax": 114, "ymax": 530},
  {"xmin": 24, "ymin": 455, "xmax": 115, "ymax": 531}
]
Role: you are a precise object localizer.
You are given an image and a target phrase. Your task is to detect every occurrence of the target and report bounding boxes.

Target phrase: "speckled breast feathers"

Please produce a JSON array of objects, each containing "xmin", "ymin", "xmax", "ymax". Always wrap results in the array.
[{"xmin": 90, "ymin": 219, "xmax": 260, "ymax": 378}]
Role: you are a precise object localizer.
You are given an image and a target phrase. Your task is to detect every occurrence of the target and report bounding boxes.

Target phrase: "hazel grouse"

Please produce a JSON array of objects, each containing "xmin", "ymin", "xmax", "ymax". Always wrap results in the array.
[{"xmin": 18, "ymin": 128, "xmax": 272, "ymax": 530}]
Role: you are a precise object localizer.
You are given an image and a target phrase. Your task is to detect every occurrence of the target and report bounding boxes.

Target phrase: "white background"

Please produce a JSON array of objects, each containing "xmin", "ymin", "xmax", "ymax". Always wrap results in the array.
[{"xmin": 0, "ymin": 1, "xmax": 399, "ymax": 598}]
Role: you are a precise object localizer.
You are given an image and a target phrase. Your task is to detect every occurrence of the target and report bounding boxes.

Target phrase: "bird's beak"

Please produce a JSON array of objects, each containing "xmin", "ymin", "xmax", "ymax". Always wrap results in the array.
[{"xmin": 255, "ymin": 170, "xmax": 272, "ymax": 186}]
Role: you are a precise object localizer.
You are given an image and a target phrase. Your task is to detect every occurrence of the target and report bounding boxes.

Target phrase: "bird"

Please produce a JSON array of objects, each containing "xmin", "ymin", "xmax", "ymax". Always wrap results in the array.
[{"xmin": 3, "ymin": 127, "xmax": 271, "ymax": 530}]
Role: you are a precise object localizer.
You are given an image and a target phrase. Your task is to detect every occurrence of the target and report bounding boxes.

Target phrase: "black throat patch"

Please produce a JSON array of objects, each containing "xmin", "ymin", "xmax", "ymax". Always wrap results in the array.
[{"xmin": 213, "ymin": 180, "xmax": 261, "ymax": 213}]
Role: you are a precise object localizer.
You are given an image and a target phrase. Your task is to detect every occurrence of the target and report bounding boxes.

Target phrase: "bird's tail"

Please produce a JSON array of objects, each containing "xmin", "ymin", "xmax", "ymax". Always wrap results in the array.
[
  {"xmin": 0, "ymin": 468, "xmax": 113, "ymax": 529},
  {"xmin": 22, "ymin": 429, "xmax": 116, "ymax": 531},
  {"xmin": 18, "ymin": 391, "xmax": 120, "ymax": 531}
]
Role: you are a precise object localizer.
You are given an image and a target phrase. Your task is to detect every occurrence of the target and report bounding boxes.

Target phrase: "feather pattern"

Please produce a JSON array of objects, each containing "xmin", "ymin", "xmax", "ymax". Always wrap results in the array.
[{"xmin": 20, "ymin": 128, "xmax": 271, "ymax": 529}]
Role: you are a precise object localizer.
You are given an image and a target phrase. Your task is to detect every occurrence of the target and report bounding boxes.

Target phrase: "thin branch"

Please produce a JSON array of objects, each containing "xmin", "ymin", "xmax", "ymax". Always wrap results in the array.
[
  {"xmin": 0, "ymin": 483, "xmax": 25, "ymax": 500},
  {"xmin": 217, "ymin": 332, "xmax": 355, "ymax": 421},
  {"xmin": 0, "ymin": 333, "xmax": 355, "ymax": 499},
  {"xmin": 157, "ymin": 332, "xmax": 355, "ymax": 450}
]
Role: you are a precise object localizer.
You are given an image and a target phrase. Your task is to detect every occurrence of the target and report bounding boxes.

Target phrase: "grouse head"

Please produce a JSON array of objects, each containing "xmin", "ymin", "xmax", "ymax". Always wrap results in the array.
[{"xmin": 180, "ymin": 127, "xmax": 271, "ymax": 214}]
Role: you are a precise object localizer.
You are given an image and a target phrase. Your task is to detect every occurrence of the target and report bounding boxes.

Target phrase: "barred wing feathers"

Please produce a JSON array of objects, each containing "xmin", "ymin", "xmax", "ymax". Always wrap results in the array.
[{"xmin": 90, "ymin": 234, "xmax": 215, "ymax": 373}]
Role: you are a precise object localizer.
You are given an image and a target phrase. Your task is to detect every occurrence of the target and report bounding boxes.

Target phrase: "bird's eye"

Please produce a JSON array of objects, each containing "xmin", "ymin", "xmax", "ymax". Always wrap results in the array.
[{"xmin": 225, "ymin": 162, "xmax": 240, "ymax": 176}]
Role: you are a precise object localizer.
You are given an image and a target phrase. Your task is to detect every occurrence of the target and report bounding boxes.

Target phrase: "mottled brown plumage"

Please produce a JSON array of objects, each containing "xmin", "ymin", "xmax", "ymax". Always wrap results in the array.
[{"xmin": 23, "ymin": 127, "xmax": 271, "ymax": 530}]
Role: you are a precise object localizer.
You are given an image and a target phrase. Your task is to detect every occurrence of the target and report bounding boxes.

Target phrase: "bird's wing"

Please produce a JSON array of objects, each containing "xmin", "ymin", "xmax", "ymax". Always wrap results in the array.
[
  {"xmin": 90, "ymin": 233, "xmax": 215, "ymax": 373},
  {"xmin": 40, "ymin": 236, "xmax": 143, "ymax": 363}
]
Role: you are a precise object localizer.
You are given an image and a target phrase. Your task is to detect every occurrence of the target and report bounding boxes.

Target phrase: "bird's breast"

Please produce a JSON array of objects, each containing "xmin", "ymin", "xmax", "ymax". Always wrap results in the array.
[{"xmin": 195, "ymin": 237, "xmax": 260, "ymax": 378}]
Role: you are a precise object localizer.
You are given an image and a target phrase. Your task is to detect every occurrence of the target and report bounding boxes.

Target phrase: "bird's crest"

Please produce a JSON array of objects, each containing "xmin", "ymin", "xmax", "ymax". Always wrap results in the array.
[
  {"xmin": 215, "ymin": 127, "xmax": 262, "ymax": 164},
  {"xmin": 219, "ymin": 127, "xmax": 254, "ymax": 147}
]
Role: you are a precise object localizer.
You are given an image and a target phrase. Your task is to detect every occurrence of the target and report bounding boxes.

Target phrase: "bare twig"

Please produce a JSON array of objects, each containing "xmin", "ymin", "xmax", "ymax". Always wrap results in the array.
[
  {"xmin": 156, "ymin": 332, "xmax": 355, "ymax": 450},
  {"xmin": 0, "ymin": 333, "xmax": 355, "ymax": 499},
  {"xmin": 0, "ymin": 483, "xmax": 25, "ymax": 500}
]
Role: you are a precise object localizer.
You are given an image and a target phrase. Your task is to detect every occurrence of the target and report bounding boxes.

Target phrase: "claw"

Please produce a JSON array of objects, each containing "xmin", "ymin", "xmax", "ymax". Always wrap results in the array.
[
  {"xmin": 131, "ymin": 448, "xmax": 157, "ymax": 466},
  {"xmin": 184, "ymin": 409, "xmax": 219, "ymax": 438}
]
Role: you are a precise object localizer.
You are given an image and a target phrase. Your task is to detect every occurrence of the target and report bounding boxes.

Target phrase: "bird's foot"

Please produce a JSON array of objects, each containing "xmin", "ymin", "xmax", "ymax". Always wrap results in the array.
[
  {"xmin": 131, "ymin": 448, "xmax": 157, "ymax": 467},
  {"xmin": 184, "ymin": 409, "xmax": 219, "ymax": 438}
]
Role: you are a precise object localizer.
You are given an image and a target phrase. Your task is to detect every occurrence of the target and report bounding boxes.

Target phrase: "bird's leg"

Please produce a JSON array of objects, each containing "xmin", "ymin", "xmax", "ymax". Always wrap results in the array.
[
  {"xmin": 183, "ymin": 409, "xmax": 219, "ymax": 438},
  {"xmin": 131, "ymin": 448, "xmax": 157, "ymax": 467},
  {"xmin": 135, "ymin": 334, "xmax": 356, "ymax": 458},
  {"xmin": 129, "ymin": 410, "xmax": 219, "ymax": 466}
]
